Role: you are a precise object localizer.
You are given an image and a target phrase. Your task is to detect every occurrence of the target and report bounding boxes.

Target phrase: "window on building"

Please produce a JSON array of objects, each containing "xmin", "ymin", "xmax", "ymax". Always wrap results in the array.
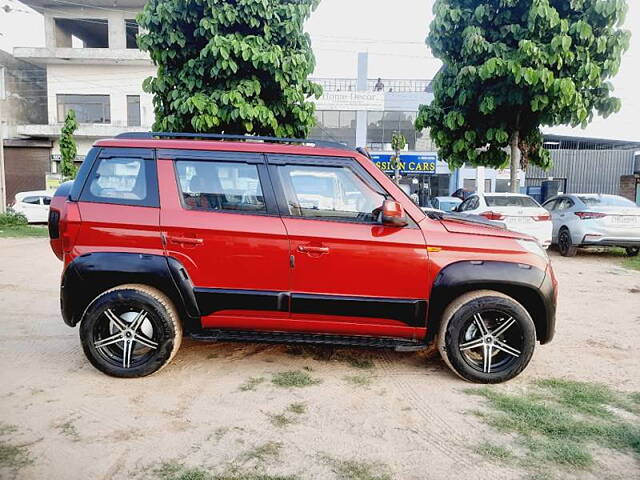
[
  {"xmin": 309, "ymin": 110, "xmax": 357, "ymax": 147},
  {"xmin": 276, "ymin": 164, "xmax": 385, "ymax": 223},
  {"xmin": 366, "ymin": 111, "xmax": 426, "ymax": 151},
  {"xmin": 175, "ymin": 160, "xmax": 265, "ymax": 213},
  {"xmin": 54, "ymin": 18, "xmax": 109, "ymax": 48},
  {"xmin": 57, "ymin": 94, "xmax": 110, "ymax": 123},
  {"xmin": 127, "ymin": 95, "xmax": 141, "ymax": 126},
  {"xmin": 125, "ymin": 19, "xmax": 139, "ymax": 49}
]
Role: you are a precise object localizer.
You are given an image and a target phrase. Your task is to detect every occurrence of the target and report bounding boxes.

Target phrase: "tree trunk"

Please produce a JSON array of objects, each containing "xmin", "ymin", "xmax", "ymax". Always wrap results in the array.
[
  {"xmin": 510, "ymin": 130, "xmax": 520, "ymax": 193},
  {"xmin": 394, "ymin": 151, "xmax": 401, "ymax": 185}
]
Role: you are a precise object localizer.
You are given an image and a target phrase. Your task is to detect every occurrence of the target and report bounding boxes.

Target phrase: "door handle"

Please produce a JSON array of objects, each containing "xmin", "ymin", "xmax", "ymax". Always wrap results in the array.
[
  {"xmin": 166, "ymin": 235, "xmax": 204, "ymax": 246},
  {"xmin": 297, "ymin": 245, "xmax": 329, "ymax": 254}
]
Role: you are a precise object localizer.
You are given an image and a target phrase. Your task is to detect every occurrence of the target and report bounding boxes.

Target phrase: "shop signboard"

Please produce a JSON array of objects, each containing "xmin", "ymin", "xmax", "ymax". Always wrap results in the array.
[{"xmin": 371, "ymin": 153, "xmax": 437, "ymax": 175}]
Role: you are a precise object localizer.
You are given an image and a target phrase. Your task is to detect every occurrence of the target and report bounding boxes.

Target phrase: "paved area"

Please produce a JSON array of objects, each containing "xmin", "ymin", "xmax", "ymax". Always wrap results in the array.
[{"xmin": 0, "ymin": 238, "xmax": 639, "ymax": 479}]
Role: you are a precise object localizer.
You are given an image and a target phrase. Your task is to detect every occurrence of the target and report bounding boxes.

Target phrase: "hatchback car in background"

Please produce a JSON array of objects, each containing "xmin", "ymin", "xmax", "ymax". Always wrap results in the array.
[
  {"xmin": 542, "ymin": 194, "xmax": 640, "ymax": 257},
  {"xmin": 11, "ymin": 190, "xmax": 53, "ymax": 223},
  {"xmin": 455, "ymin": 193, "xmax": 552, "ymax": 247}
]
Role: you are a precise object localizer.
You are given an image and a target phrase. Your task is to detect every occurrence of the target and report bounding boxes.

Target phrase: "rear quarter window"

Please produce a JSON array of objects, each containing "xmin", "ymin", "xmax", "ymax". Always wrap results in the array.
[{"xmin": 79, "ymin": 149, "xmax": 158, "ymax": 207}]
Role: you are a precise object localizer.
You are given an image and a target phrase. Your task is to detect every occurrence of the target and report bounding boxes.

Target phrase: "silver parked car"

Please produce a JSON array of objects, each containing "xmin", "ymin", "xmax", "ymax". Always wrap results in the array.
[{"xmin": 542, "ymin": 194, "xmax": 640, "ymax": 257}]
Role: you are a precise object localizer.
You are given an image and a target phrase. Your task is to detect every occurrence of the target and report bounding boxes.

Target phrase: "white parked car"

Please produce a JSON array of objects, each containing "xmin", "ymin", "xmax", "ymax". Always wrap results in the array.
[
  {"xmin": 10, "ymin": 190, "xmax": 54, "ymax": 223},
  {"xmin": 455, "ymin": 193, "xmax": 552, "ymax": 247}
]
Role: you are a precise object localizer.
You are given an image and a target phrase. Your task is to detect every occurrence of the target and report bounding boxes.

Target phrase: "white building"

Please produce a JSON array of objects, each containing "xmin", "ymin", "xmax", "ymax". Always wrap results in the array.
[{"xmin": 14, "ymin": 0, "xmax": 153, "ymax": 159}]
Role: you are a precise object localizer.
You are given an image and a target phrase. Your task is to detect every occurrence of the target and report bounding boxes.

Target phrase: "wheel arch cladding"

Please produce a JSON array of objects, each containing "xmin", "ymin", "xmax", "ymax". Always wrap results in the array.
[
  {"xmin": 61, "ymin": 253, "xmax": 200, "ymax": 332},
  {"xmin": 427, "ymin": 261, "xmax": 556, "ymax": 344}
]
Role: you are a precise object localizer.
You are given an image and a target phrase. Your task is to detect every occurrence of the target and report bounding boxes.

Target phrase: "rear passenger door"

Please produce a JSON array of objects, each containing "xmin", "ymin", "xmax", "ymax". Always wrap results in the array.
[
  {"xmin": 268, "ymin": 154, "xmax": 429, "ymax": 339},
  {"xmin": 75, "ymin": 148, "xmax": 162, "ymax": 258},
  {"xmin": 157, "ymin": 150, "xmax": 291, "ymax": 329}
]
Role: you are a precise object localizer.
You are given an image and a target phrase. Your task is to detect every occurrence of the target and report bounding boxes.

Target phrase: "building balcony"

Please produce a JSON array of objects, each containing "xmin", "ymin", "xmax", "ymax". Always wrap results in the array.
[
  {"xmin": 16, "ymin": 123, "xmax": 150, "ymax": 139},
  {"xmin": 13, "ymin": 47, "xmax": 151, "ymax": 66}
]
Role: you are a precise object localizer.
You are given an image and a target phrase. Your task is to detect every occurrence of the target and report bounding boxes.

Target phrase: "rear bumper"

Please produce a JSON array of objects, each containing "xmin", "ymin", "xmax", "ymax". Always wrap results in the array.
[{"xmin": 581, "ymin": 236, "xmax": 640, "ymax": 248}]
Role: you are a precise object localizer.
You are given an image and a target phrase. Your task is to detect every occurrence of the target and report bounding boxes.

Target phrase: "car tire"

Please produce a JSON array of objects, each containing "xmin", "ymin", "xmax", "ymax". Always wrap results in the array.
[
  {"xmin": 625, "ymin": 247, "xmax": 639, "ymax": 257},
  {"xmin": 437, "ymin": 290, "xmax": 536, "ymax": 384},
  {"xmin": 79, "ymin": 284, "xmax": 183, "ymax": 378},
  {"xmin": 558, "ymin": 228, "xmax": 578, "ymax": 257}
]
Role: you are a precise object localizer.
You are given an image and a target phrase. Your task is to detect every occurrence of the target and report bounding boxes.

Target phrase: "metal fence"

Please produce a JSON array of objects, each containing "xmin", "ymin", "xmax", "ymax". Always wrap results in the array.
[{"xmin": 311, "ymin": 78, "xmax": 431, "ymax": 93}]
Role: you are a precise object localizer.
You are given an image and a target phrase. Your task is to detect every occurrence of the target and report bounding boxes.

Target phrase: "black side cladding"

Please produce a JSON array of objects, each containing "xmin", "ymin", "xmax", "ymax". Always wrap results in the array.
[
  {"xmin": 428, "ymin": 260, "xmax": 556, "ymax": 344},
  {"xmin": 61, "ymin": 253, "xmax": 200, "ymax": 332}
]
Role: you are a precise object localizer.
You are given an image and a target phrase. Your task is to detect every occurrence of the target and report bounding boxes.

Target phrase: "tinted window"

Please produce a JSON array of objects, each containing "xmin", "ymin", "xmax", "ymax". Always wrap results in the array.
[
  {"xmin": 42, "ymin": 196, "xmax": 51, "ymax": 205},
  {"xmin": 578, "ymin": 195, "xmax": 637, "ymax": 207},
  {"xmin": 542, "ymin": 199, "xmax": 557, "ymax": 211},
  {"xmin": 22, "ymin": 196, "xmax": 41, "ymax": 205},
  {"xmin": 88, "ymin": 157, "xmax": 147, "ymax": 201},
  {"xmin": 176, "ymin": 160, "xmax": 265, "ymax": 213},
  {"xmin": 277, "ymin": 164, "xmax": 385, "ymax": 222},
  {"xmin": 485, "ymin": 196, "xmax": 540, "ymax": 207}
]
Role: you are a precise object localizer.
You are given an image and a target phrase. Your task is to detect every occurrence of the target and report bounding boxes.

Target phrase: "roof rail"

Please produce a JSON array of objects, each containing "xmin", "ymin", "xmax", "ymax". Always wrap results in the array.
[{"xmin": 115, "ymin": 131, "xmax": 351, "ymax": 151}]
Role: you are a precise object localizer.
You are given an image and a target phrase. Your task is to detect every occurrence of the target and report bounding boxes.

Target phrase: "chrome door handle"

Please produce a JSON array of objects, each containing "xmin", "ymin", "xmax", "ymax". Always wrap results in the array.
[{"xmin": 297, "ymin": 245, "xmax": 329, "ymax": 254}]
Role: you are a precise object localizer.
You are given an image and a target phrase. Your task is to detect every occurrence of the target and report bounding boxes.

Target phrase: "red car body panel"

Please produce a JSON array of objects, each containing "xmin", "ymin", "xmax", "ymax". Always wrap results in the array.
[{"xmin": 51, "ymin": 137, "xmax": 556, "ymax": 345}]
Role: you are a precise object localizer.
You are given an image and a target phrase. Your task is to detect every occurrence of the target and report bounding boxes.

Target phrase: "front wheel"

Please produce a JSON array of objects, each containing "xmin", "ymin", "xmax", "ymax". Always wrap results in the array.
[
  {"xmin": 625, "ymin": 247, "xmax": 639, "ymax": 257},
  {"xmin": 79, "ymin": 284, "xmax": 182, "ymax": 378},
  {"xmin": 438, "ymin": 290, "xmax": 536, "ymax": 383}
]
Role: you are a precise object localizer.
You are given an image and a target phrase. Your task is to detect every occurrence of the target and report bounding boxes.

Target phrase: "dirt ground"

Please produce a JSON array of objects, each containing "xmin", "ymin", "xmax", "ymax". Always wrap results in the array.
[{"xmin": 0, "ymin": 238, "xmax": 639, "ymax": 480}]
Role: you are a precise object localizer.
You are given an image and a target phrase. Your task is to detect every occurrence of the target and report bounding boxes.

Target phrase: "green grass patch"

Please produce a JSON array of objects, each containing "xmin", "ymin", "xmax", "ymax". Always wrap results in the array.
[
  {"xmin": 0, "ymin": 225, "xmax": 49, "ymax": 238},
  {"xmin": 239, "ymin": 377, "xmax": 265, "ymax": 392},
  {"xmin": 325, "ymin": 458, "xmax": 392, "ymax": 480},
  {"xmin": 608, "ymin": 247, "xmax": 640, "ymax": 271},
  {"xmin": 0, "ymin": 423, "xmax": 33, "ymax": 476},
  {"xmin": 55, "ymin": 419, "xmax": 80, "ymax": 442},
  {"xmin": 343, "ymin": 374, "xmax": 373, "ymax": 388},
  {"xmin": 271, "ymin": 370, "xmax": 321, "ymax": 388},
  {"xmin": 241, "ymin": 442, "xmax": 282, "ymax": 463},
  {"xmin": 287, "ymin": 402, "xmax": 306, "ymax": 415},
  {"xmin": 473, "ymin": 442, "xmax": 514, "ymax": 462},
  {"xmin": 153, "ymin": 461, "xmax": 297, "ymax": 480},
  {"xmin": 465, "ymin": 379, "xmax": 640, "ymax": 475}
]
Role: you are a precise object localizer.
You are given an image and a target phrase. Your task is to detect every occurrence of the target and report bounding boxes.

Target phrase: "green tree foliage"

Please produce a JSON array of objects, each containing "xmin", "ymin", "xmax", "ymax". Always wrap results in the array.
[
  {"xmin": 416, "ymin": 0, "xmax": 631, "ymax": 190},
  {"xmin": 391, "ymin": 131, "xmax": 407, "ymax": 185},
  {"xmin": 59, "ymin": 110, "xmax": 78, "ymax": 180},
  {"xmin": 137, "ymin": 0, "xmax": 322, "ymax": 137}
]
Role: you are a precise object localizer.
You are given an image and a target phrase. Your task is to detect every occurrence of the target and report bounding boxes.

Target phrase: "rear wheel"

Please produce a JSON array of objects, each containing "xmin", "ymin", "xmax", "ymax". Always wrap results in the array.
[
  {"xmin": 625, "ymin": 247, "xmax": 639, "ymax": 257},
  {"xmin": 79, "ymin": 284, "xmax": 182, "ymax": 378},
  {"xmin": 438, "ymin": 290, "xmax": 536, "ymax": 383},
  {"xmin": 558, "ymin": 228, "xmax": 578, "ymax": 257}
]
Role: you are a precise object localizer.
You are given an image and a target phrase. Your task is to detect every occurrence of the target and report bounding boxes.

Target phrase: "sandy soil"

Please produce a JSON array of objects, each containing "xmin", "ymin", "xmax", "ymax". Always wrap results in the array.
[{"xmin": 0, "ymin": 238, "xmax": 639, "ymax": 480}]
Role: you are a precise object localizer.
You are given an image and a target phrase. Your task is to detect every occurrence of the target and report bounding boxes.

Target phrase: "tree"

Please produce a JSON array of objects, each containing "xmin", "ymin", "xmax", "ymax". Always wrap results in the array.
[
  {"xmin": 59, "ymin": 110, "xmax": 78, "ymax": 180},
  {"xmin": 137, "ymin": 0, "xmax": 322, "ymax": 137},
  {"xmin": 391, "ymin": 131, "xmax": 407, "ymax": 185},
  {"xmin": 416, "ymin": 0, "xmax": 631, "ymax": 192}
]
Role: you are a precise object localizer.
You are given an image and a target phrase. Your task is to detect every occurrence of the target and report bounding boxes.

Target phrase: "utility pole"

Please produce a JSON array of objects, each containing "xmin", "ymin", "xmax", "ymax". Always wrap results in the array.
[{"xmin": 0, "ymin": 68, "xmax": 6, "ymax": 214}]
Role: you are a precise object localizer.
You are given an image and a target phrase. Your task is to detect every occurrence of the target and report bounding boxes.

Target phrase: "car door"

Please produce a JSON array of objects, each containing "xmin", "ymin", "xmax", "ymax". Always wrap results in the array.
[
  {"xmin": 157, "ymin": 149, "xmax": 291, "ymax": 330},
  {"xmin": 18, "ymin": 195, "xmax": 43, "ymax": 223},
  {"xmin": 542, "ymin": 198, "xmax": 559, "ymax": 241},
  {"xmin": 268, "ymin": 154, "xmax": 429, "ymax": 340},
  {"xmin": 552, "ymin": 197, "xmax": 574, "ymax": 240}
]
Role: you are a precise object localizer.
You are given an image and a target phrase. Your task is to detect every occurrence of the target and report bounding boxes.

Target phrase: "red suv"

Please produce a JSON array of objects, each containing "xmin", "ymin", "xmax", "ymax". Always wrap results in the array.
[{"xmin": 48, "ymin": 132, "xmax": 557, "ymax": 383}]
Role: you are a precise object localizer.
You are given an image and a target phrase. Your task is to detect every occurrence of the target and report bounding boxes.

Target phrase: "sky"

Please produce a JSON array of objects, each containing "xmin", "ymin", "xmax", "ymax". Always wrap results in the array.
[{"xmin": 0, "ymin": 0, "xmax": 638, "ymax": 141}]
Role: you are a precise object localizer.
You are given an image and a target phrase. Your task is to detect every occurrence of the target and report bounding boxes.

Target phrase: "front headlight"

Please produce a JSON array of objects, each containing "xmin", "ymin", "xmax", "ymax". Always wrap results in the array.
[{"xmin": 516, "ymin": 239, "xmax": 549, "ymax": 261}]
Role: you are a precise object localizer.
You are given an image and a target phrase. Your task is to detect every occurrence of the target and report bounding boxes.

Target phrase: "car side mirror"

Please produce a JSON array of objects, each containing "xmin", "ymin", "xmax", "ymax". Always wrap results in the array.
[{"xmin": 379, "ymin": 200, "xmax": 408, "ymax": 227}]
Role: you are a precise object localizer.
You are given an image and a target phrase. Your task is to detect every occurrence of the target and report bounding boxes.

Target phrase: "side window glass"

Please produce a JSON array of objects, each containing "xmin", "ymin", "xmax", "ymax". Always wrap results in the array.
[
  {"xmin": 458, "ymin": 199, "xmax": 470, "ymax": 211},
  {"xmin": 543, "ymin": 199, "xmax": 556, "ymax": 211},
  {"xmin": 42, "ymin": 197, "xmax": 52, "ymax": 206},
  {"xmin": 556, "ymin": 198, "xmax": 574, "ymax": 211},
  {"xmin": 175, "ymin": 160, "xmax": 265, "ymax": 213},
  {"xmin": 22, "ymin": 196, "xmax": 41, "ymax": 205},
  {"xmin": 276, "ymin": 164, "xmax": 385, "ymax": 222},
  {"xmin": 88, "ymin": 157, "xmax": 147, "ymax": 201}
]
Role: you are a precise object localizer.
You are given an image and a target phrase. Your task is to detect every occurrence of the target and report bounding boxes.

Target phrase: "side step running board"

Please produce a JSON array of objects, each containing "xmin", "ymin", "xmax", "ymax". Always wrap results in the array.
[{"xmin": 190, "ymin": 329, "xmax": 426, "ymax": 351}]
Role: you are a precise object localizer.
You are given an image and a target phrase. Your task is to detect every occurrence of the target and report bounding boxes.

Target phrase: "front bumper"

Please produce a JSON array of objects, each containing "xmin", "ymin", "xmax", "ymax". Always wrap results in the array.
[{"xmin": 538, "ymin": 264, "xmax": 558, "ymax": 345}]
